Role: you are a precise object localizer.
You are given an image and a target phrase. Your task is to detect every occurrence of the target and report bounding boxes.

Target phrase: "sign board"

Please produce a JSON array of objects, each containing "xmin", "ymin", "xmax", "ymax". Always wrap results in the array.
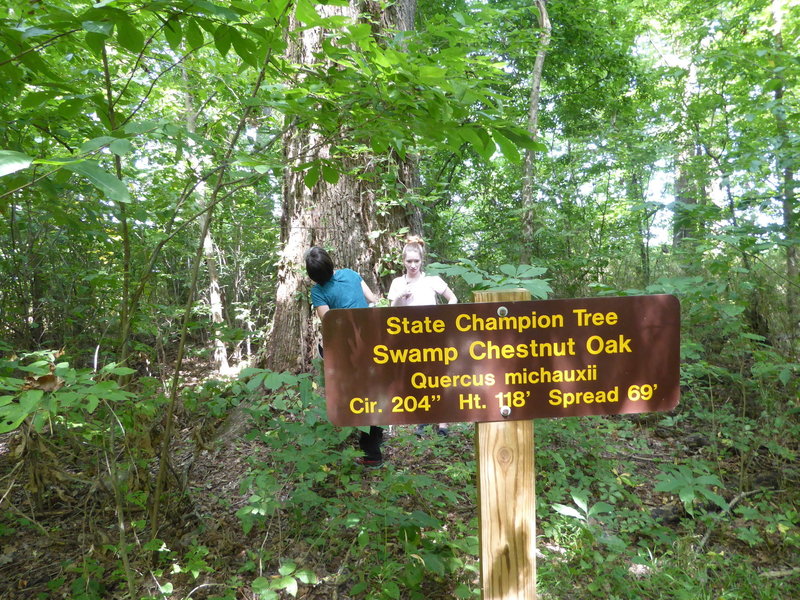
[{"xmin": 322, "ymin": 294, "xmax": 680, "ymax": 426}]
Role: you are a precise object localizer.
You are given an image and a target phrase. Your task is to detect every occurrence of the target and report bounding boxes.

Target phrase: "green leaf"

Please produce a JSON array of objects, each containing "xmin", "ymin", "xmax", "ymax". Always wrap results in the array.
[
  {"xmin": 109, "ymin": 139, "xmax": 133, "ymax": 156},
  {"xmin": 321, "ymin": 164, "xmax": 340, "ymax": 184},
  {"xmin": 0, "ymin": 150, "xmax": 33, "ymax": 177},
  {"xmin": 214, "ymin": 24, "xmax": 233, "ymax": 56},
  {"xmin": 64, "ymin": 161, "xmax": 131, "ymax": 202},
  {"xmin": 85, "ymin": 394, "xmax": 99, "ymax": 413},
  {"xmin": 0, "ymin": 404, "xmax": 29, "ymax": 434},
  {"xmin": 193, "ymin": 0, "xmax": 240, "ymax": 21},
  {"xmin": 383, "ymin": 582, "xmax": 400, "ymax": 599},
  {"xmin": 295, "ymin": 0, "xmax": 323, "ymax": 26},
  {"xmin": 85, "ymin": 31, "xmax": 107, "ymax": 56},
  {"xmin": 82, "ymin": 21, "xmax": 114, "ymax": 36},
  {"xmin": 21, "ymin": 26, "xmax": 55, "ymax": 40},
  {"xmin": 116, "ymin": 20, "xmax": 145, "ymax": 54},
  {"xmin": 80, "ymin": 136, "xmax": 117, "ymax": 154},
  {"xmin": 185, "ymin": 19, "xmax": 205, "ymax": 49},
  {"xmin": 304, "ymin": 165, "xmax": 320, "ymax": 188},
  {"xmin": 492, "ymin": 130, "xmax": 520, "ymax": 163},
  {"xmin": 164, "ymin": 19, "xmax": 183, "ymax": 52},
  {"xmin": 553, "ymin": 503, "xmax": 584, "ymax": 521},
  {"xmin": 499, "ymin": 264, "xmax": 517, "ymax": 277},
  {"xmin": 231, "ymin": 29, "xmax": 259, "ymax": 67},
  {"xmin": 0, "ymin": 390, "xmax": 44, "ymax": 434},
  {"xmin": 21, "ymin": 90, "xmax": 59, "ymax": 110}
]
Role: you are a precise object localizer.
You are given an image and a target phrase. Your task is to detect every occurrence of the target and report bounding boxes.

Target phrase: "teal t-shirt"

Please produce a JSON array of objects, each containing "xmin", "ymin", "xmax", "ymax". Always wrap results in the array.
[{"xmin": 310, "ymin": 269, "xmax": 368, "ymax": 310}]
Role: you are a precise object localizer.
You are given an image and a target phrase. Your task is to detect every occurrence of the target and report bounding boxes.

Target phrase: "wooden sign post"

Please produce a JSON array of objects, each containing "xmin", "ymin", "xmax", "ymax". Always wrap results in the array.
[{"xmin": 473, "ymin": 289, "xmax": 536, "ymax": 600}]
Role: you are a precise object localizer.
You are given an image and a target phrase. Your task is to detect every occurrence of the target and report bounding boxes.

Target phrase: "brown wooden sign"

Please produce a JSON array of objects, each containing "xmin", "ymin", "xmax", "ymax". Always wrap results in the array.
[{"xmin": 322, "ymin": 294, "xmax": 680, "ymax": 426}]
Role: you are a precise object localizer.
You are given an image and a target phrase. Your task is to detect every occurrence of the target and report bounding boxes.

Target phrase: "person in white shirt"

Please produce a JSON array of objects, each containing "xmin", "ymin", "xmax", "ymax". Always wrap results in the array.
[{"xmin": 387, "ymin": 235, "xmax": 457, "ymax": 437}]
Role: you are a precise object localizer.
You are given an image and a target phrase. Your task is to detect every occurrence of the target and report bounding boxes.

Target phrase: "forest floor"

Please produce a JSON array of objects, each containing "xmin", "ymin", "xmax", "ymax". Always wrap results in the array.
[{"xmin": 0, "ymin": 364, "xmax": 798, "ymax": 599}]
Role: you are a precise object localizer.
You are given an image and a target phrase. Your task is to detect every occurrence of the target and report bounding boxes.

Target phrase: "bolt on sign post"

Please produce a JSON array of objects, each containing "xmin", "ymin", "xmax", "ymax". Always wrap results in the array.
[{"xmin": 322, "ymin": 291, "xmax": 681, "ymax": 599}]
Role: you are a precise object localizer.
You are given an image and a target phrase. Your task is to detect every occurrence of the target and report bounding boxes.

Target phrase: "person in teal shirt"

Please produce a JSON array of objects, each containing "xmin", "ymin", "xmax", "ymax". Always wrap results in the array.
[{"xmin": 305, "ymin": 246, "xmax": 384, "ymax": 467}]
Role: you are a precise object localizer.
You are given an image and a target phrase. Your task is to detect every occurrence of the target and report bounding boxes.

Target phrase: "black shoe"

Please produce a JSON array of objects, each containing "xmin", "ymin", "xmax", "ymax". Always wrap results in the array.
[
  {"xmin": 355, "ymin": 456, "xmax": 384, "ymax": 468},
  {"xmin": 414, "ymin": 425, "xmax": 426, "ymax": 438},
  {"xmin": 437, "ymin": 427, "xmax": 449, "ymax": 437}
]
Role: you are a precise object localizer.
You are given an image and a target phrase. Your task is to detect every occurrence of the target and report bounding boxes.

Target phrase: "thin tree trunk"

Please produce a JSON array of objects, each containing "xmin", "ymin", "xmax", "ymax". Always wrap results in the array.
[
  {"xmin": 184, "ymin": 69, "xmax": 230, "ymax": 373},
  {"xmin": 520, "ymin": 0, "xmax": 551, "ymax": 264},
  {"xmin": 771, "ymin": 0, "xmax": 798, "ymax": 344}
]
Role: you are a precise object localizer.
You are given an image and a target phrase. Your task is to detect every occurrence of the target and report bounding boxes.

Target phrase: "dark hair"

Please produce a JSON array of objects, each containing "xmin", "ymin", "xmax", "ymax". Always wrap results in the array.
[{"xmin": 305, "ymin": 246, "xmax": 334, "ymax": 284}]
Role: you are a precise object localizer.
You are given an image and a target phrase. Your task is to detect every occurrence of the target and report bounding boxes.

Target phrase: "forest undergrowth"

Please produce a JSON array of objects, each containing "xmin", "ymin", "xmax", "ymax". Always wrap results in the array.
[{"xmin": 0, "ymin": 348, "xmax": 798, "ymax": 600}]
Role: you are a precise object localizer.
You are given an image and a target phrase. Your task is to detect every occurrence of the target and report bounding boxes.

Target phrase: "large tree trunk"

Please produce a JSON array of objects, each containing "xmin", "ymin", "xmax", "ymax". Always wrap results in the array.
[{"xmin": 262, "ymin": 0, "xmax": 420, "ymax": 373}]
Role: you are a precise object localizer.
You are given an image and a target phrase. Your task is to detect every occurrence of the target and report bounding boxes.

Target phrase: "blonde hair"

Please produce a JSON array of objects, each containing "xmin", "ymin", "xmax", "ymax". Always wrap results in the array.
[{"xmin": 402, "ymin": 235, "xmax": 426, "ymax": 262}]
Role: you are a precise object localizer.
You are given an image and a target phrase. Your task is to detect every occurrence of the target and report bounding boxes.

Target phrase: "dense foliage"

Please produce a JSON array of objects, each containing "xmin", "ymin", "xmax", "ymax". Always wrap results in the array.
[{"xmin": 0, "ymin": 0, "xmax": 798, "ymax": 598}]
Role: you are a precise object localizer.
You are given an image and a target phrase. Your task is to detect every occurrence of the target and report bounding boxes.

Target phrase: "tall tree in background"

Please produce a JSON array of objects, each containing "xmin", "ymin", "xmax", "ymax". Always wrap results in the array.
[
  {"xmin": 520, "ymin": 0, "xmax": 551, "ymax": 263},
  {"xmin": 770, "ymin": 0, "xmax": 798, "ymax": 342}
]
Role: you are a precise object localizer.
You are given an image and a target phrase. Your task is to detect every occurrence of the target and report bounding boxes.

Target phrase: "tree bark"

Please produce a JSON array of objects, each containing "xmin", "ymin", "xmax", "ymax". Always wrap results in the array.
[
  {"xmin": 771, "ymin": 0, "xmax": 798, "ymax": 345},
  {"xmin": 520, "ymin": 0, "xmax": 551, "ymax": 264},
  {"xmin": 262, "ymin": 0, "xmax": 420, "ymax": 373},
  {"xmin": 184, "ymin": 71, "xmax": 230, "ymax": 374}
]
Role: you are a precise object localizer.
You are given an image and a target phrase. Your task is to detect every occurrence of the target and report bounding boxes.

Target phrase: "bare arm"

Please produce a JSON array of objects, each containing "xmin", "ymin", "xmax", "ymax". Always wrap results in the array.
[
  {"xmin": 361, "ymin": 281, "xmax": 379, "ymax": 304},
  {"xmin": 442, "ymin": 286, "xmax": 457, "ymax": 304},
  {"xmin": 315, "ymin": 305, "xmax": 329, "ymax": 319}
]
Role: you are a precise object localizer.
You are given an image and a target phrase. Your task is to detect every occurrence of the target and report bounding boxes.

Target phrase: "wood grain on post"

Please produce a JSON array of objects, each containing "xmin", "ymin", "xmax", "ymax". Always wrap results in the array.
[{"xmin": 473, "ymin": 289, "xmax": 536, "ymax": 600}]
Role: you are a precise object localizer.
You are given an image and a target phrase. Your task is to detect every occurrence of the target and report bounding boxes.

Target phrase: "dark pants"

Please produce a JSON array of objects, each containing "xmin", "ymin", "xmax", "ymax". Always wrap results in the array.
[{"xmin": 359, "ymin": 426, "xmax": 383, "ymax": 461}]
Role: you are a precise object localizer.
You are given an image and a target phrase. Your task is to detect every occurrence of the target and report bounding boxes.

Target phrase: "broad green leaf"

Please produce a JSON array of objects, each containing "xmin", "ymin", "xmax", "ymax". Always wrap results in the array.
[
  {"xmin": 571, "ymin": 492, "xmax": 588, "ymax": 514},
  {"xmin": 0, "ymin": 404, "xmax": 29, "ymax": 434},
  {"xmin": 295, "ymin": 569, "xmax": 317, "ymax": 585},
  {"xmin": 498, "ymin": 127, "xmax": 546, "ymax": 152},
  {"xmin": 418, "ymin": 65, "xmax": 446, "ymax": 84},
  {"xmin": 64, "ymin": 160, "xmax": 131, "ymax": 202},
  {"xmin": 321, "ymin": 164, "xmax": 339, "ymax": 184},
  {"xmin": 82, "ymin": 21, "xmax": 114, "ymax": 36},
  {"xmin": 383, "ymin": 582, "xmax": 400, "ymax": 600},
  {"xmin": 553, "ymin": 503, "xmax": 584, "ymax": 520},
  {"xmin": 304, "ymin": 165, "xmax": 320, "ymax": 188},
  {"xmin": 85, "ymin": 394, "xmax": 100, "ymax": 413},
  {"xmin": 422, "ymin": 552, "xmax": 446, "ymax": 576},
  {"xmin": 459, "ymin": 126, "xmax": 487, "ymax": 155},
  {"xmin": 185, "ymin": 19, "xmax": 205, "ymax": 49},
  {"xmin": 164, "ymin": 19, "xmax": 183, "ymax": 52},
  {"xmin": 21, "ymin": 90, "xmax": 58, "ymax": 110},
  {"xmin": 21, "ymin": 27, "xmax": 54, "ymax": 40},
  {"xmin": 231, "ymin": 29, "xmax": 258, "ymax": 67},
  {"xmin": 109, "ymin": 139, "xmax": 133, "ymax": 156},
  {"xmin": 492, "ymin": 130, "xmax": 520, "ymax": 163},
  {"xmin": 214, "ymin": 24, "xmax": 233, "ymax": 56},
  {"xmin": 192, "ymin": 0, "xmax": 240, "ymax": 21},
  {"xmin": 0, "ymin": 389, "xmax": 44, "ymax": 434},
  {"xmin": 85, "ymin": 31, "xmax": 107, "ymax": 56},
  {"xmin": 80, "ymin": 136, "xmax": 116, "ymax": 154},
  {"xmin": 499, "ymin": 264, "xmax": 517, "ymax": 277},
  {"xmin": 521, "ymin": 280, "xmax": 551, "ymax": 299},
  {"xmin": 0, "ymin": 150, "xmax": 33, "ymax": 177},
  {"xmin": 116, "ymin": 20, "xmax": 145, "ymax": 54},
  {"xmin": 295, "ymin": 0, "xmax": 323, "ymax": 26}
]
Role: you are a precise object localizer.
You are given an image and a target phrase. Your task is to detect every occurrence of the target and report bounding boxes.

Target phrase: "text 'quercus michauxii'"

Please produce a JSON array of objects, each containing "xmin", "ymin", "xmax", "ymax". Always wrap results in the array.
[{"xmin": 322, "ymin": 295, "xmax": 680, "ymax": 426}]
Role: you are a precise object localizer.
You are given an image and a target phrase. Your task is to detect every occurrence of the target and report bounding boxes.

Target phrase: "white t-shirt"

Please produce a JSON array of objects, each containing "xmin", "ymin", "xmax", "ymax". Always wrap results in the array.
[{"xmin": 388, "ymin": 274, "xmax": 450, "ymax": 306}]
